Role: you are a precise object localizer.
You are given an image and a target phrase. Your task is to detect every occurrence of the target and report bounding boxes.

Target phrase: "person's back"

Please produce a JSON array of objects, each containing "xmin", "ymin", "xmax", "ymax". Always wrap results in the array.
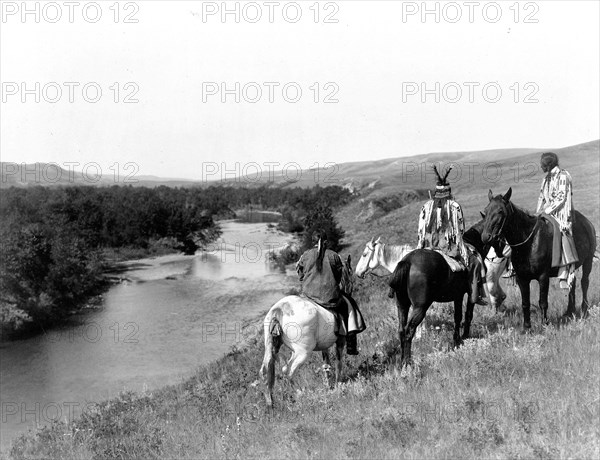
[
  {"xmin": 296, "ymin": 235, "xmax": 365, "ymax": 355},
  {"xmin": 296, "ymin": 246, "xmax": 343, "ymax": 307},
  {"xmin": 416, "ymin": 165, "xmax": 486, "ymax": 305},
  {"xmin": 417, "ymin": 166, "xmax": 469, "ymax": 264}
]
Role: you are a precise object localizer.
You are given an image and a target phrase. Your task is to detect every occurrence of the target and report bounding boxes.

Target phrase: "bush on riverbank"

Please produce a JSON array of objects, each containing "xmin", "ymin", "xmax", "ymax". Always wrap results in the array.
[{"xmin": 0, "ymin": 221, "xmax": 105, "ymax": 338}]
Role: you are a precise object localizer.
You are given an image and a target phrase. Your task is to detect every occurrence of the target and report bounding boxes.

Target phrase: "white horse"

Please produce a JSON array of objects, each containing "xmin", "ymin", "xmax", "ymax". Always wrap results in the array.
[
  {"xmin": 259, "ymin": 243, "xmax": 354, "ymax": 407},
  {"xmin": 259, "ymin": 295, "xmax": 344, "ymax": 407},
  {"xmin": 354, "ymin": 237, "xmax": 413, "ymax": 278},
  {"xmin": 354, "ymin": 237, "xmax": 426, "ymax": 339}
]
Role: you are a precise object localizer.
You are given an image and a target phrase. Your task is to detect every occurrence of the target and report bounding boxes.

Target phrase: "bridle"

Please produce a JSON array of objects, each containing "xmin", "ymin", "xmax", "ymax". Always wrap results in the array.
[
  {"xmin": 359, "ymin": 241, "xmax": 387, "ymax": 278},
  {"xmin": 490, "ymin": 200, "xmax": 539, "ymax": 248}
]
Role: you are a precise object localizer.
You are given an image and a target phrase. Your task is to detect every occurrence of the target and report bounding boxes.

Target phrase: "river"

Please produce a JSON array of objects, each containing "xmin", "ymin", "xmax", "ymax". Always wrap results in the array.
[{"xmin": 0, "ymin": 215, "xmax": 297, "ymax": 449}]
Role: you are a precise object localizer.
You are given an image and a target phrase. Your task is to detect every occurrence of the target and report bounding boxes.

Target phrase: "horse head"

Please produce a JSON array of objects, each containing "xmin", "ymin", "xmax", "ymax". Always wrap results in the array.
[
  {"xmin": 354, "ymin": 236, "xmax": 382, "ymax": 278},
  {"xmin": 481, "ymin": 188, "xmax": 512, "ymax": 245}
]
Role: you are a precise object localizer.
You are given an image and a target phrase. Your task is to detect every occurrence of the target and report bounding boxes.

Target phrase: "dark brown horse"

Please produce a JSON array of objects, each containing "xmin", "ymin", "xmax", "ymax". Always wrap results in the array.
[
  {"xmin": 481, "ymin": 188, "xmax": 596, "ymax": 329},
  {"xmin": 388, "ymin": 222, "xmax": 488, "ymax": 366}
]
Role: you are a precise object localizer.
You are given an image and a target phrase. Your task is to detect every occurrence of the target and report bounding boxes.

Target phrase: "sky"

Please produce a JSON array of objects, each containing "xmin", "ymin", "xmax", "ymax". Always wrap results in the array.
[{"xmin": 1, "ymin": 0, "xmax": 599, "ymax": 181}]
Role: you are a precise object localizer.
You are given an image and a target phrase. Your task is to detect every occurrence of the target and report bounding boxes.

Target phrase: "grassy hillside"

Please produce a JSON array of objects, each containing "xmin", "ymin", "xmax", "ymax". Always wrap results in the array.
[{"xmin": 4, "ymin": 141, "xmax": 599, "ymax": 459}]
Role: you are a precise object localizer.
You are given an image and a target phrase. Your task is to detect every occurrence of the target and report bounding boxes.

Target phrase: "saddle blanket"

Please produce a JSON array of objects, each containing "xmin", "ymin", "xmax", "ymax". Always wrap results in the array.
[
  {"xmin": 539, "ymin": 214, "xmax": 578, "ymax": 268},
  {"xmin": 405, "ymin": 248, "xmax": 466, "ymax": 272},
  {"xmin": 435, "ymin": 250, "xmax": 466, "ymax": 272},
  {"xmin": 540, "ymin": 214, "xmax": 562, "ymax": 267}
]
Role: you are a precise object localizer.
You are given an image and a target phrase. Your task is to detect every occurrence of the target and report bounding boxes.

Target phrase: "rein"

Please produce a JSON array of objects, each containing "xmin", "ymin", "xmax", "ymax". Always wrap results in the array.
[{"xmin": 504, "ymin": 201, "xmax": 539, "ymax": 247}]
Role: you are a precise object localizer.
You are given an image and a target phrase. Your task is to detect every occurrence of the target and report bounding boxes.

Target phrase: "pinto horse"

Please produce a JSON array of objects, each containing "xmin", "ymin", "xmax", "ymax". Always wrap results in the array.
[
  {"xmin": 259, "ymin": 295, "xmax": 344, "ymax": 407},
  {"xmin": 481, "ymin": 188, "xmax": 596, "ymax": 328},
  {"xmin": 259, "ymin": 241, "xmax": 355, "ymax": 407}
]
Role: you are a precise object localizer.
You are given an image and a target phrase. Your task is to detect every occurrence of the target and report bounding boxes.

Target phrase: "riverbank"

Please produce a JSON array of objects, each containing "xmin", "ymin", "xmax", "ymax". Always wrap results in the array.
[
  {"xmin": 0, "ymin": 218, "xmax": 301, "ymax": 453},
  {"xmin": 5, "ymin": 283, "xmax": 599, "ymax": 459},
  {"xmin": 0, "ymin": 245, "xmax": 186, "ymax": 342}
]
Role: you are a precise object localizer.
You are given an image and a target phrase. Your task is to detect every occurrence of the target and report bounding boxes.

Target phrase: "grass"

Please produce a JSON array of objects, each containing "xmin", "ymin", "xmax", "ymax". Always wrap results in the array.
[
  {"xmin": 5, "ymin": 280, "xmax": 599, "ymax": 459},
  {"xmin": 4, "ymin": 141, "xmax": 599, "ymax": 459}
]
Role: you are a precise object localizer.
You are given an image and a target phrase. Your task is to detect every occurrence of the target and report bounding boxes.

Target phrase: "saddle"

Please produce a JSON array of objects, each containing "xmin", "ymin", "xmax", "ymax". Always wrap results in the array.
[{"xmin": 434, "ymin": 249, "xmax": 466, "ymax": 272}]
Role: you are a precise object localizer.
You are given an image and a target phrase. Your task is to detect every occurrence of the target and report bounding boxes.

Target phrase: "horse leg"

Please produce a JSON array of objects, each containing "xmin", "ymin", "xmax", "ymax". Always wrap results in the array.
[
  {"xmin": 453, "ymin": 297, "xmax": 463, "ymax": 347},
  {"xmin": 581, "ymin": 257, "xmax": 593, "ymax": 318},
  {"xmin": 487, "ymin": 258, "xmax": 507, "ymax": 313},
  {"xmin": 286, "ymin": 351, "xmax": 310, "ymax": 392},
  {"xmin": 516, "ymin": 277, "xmax": 532, "ymax": 330},
  {"xmin": 403, "ymin": 306, "xmax": 427, "ymax": 366},
  {"xmin": 334, "ymin": 335, "xmax": 345, "ymax": 384},
  {"xmin": 462, "ymin": 298, "xmax": 474, "ymax": 341},
  {"xmin": 321, "ymin": 350, "xmax": 332, "ymax": 387},
  {"xmin": 538, "ymin": 275, "xmax": 550, "ymax": 324},
  {"xmin": 566, "ymin": 277, "xmax": 577, "ymax": 319},
  {"xmin": 396, "ymin": 295, "xmax": 410, "ymax": 366}
]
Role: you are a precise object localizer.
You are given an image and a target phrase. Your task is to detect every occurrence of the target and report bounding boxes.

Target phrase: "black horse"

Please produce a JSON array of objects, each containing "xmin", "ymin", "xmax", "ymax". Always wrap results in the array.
[
  {"xmin": 481, "ymin": 188, "xmax": 596, "ymax": 329},
  {"xmin": 388, "ymin": 222, "xmax": 488, "ymax": 367}
]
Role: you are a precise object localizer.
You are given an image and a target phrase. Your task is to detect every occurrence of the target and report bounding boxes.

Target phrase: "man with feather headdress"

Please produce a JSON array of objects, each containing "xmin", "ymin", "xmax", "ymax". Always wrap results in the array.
[{"xmin": 417, "ymin": 165, "xmax": 487, "ymax": 305}]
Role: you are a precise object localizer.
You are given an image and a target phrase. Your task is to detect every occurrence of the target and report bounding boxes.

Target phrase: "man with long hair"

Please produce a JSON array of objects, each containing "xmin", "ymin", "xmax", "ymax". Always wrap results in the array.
[
  {"xmin": 296, "ymin": 232, "xmax": 366, "ymax": 355},
  {"xmin": 536, "ymin": 152, "xmax": 578, "ymax": 289}
]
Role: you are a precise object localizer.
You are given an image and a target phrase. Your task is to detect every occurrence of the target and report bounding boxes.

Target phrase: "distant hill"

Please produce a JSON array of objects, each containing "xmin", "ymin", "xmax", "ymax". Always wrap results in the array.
[
  {"xmin": 2, "ymin": 141, "xmax": 598, "ymax": 217},
  {"xmin": 0, "ymin": 163, "xmax": 202, "ymax": 188}
]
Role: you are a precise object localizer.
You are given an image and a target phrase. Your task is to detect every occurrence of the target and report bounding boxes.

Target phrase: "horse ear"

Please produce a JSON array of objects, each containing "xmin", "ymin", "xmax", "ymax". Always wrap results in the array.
[
  {"xmin": 375, "ymin": 236, "xmax": 381, "ymax": 244},
  {"xmin": 488, "ymin": 189, "xmax": 493, "ymax": 202},
  {"xmin": 347, "ymin": 254, "xmax": 351, "ymax": 265},
  {"xmin": 503, "ymin": 187, "xmax": 512, "ymax": 203},
  {"xmin": 369, "ymin": 236, "xmax": 374, "ymax": 245},
  {"xmin": 480, "ymin": 211, "xmax": 486, "ymax": 219}
]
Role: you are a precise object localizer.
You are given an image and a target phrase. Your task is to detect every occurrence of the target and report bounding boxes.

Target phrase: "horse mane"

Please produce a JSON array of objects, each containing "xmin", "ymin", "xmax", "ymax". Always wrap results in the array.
[
  {"xmin": 384, "ymin": 243, "xmax": 413, "ymax": 261},
  {"xmin": 490, "ymin": 195, "xmax": 537, "ymax": 220},
  {"xmin": 506, "ymin": 200, "xmax": 537, "ymax": 220}
]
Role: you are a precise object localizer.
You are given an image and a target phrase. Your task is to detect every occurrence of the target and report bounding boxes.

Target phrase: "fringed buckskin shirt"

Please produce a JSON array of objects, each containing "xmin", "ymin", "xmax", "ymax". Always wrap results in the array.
[
  {"xmin": 536, "ymin": 166, "xmax": 574, "ymax": 233},
  {"xmin": 417, "ymin": 198, "xmax": 470, "ymax": 265},
  {"xmin": 296, "ymin": 248, "xmax": 343, "ymax": 307}
]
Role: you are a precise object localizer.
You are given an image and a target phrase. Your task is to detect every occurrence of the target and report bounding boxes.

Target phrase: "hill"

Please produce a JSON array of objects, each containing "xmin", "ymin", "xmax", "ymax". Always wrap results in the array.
[{"xmin": 2, "ymin": 140, "xmax": 597, "ymax": 197}]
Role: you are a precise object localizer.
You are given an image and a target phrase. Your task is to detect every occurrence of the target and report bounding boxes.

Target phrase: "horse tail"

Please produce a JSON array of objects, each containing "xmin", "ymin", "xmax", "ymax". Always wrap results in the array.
[
  {"xmin": 260, "ymin": 307, "xmax": 283, "ymax": 406},
  {"xmin": 388, "ymin": 259, "xmax": 410, "ymax": 300}
]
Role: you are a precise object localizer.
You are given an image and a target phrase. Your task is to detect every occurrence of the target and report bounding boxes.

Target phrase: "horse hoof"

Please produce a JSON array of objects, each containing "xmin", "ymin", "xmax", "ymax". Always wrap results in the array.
[
  {"xmin": 265, "ymin": 394, "xmax": 273, "ymax": 407},
  {"xmin": 560, "ymin": 313, "xmax": 576, "ymax": 324}
]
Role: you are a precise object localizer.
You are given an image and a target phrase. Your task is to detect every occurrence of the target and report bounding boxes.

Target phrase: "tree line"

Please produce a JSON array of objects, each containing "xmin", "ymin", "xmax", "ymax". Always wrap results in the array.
[{"xmin": 0, "ymin": 184, "xmax": 351, "ymax": 336}]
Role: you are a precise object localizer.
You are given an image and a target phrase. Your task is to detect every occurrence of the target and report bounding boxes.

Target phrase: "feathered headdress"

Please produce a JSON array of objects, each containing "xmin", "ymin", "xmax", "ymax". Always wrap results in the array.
[{"xmin": 433, "ymin": 165, "xmax": 452, "ymax": 199}]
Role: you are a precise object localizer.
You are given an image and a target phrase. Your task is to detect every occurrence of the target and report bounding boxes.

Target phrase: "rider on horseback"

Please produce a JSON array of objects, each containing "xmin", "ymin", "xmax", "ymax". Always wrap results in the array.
[
  {"xmin": 536, "ymin": 152, "xmax": 578, "ymax": 289},
  {"xmin": 416, "ymin": 165, "xmax": 487, "ymax": 305},
  {"xmin": 296, "ymin": 232, "xmax": 366, "ymax": 355}
]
